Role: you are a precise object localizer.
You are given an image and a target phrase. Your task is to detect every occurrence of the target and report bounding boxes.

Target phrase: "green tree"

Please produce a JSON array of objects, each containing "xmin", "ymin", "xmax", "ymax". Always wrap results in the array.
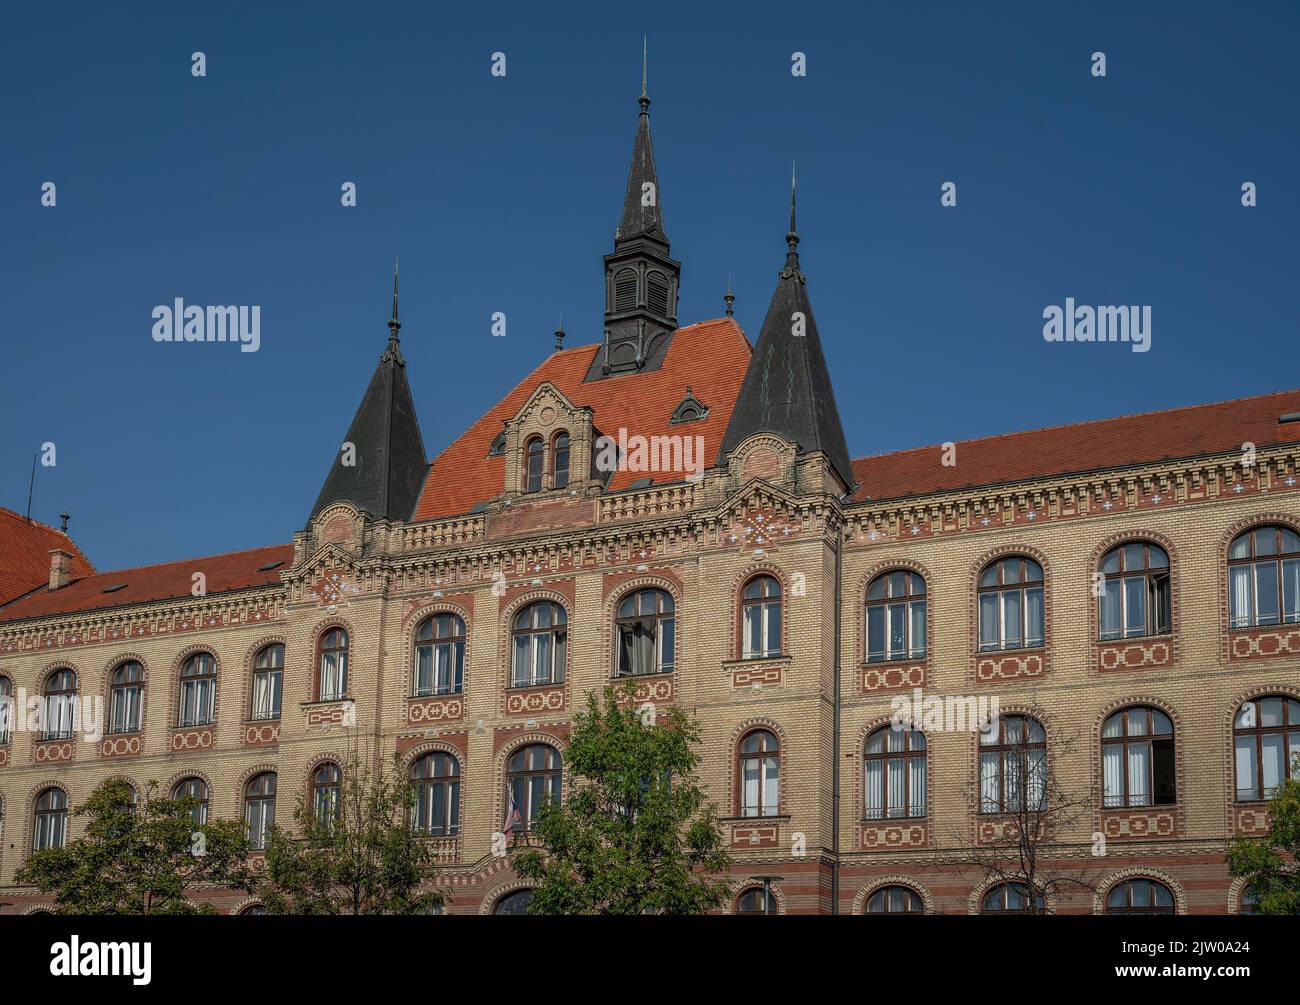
[
  {"xmin": 513, "ymin": 686, "xmax": 732, "ymax": 914},
  {"xmin": 1227, "ymin": 760, "xmax": 1300, "ymax": 914},
  {"xmin": 17, "ymin": 777, "xmax": 254, "ymax": 914},
  {"xmin": 259, "ymin": 752, "xmax": 442, "ymax": 915}
]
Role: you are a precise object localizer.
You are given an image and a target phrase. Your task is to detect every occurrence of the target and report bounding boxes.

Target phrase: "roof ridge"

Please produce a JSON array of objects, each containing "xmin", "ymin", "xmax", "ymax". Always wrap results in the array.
[
  {"xmin": 0, "ymin": 505, "xmax": 78, "ymax": 541},
  {"xmin": 73, "ymin": 542, "xmax": 292, "ymax": 581},
  {"xmin": 851, "ymin": 387, "xmax": 1300, "ymax": 465}
]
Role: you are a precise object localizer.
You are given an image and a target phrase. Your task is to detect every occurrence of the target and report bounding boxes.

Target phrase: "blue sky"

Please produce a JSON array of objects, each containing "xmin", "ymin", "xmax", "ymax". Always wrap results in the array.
[{"xmin": 2, "ymin": 1, "xmax": 1296, "ymax": 572}]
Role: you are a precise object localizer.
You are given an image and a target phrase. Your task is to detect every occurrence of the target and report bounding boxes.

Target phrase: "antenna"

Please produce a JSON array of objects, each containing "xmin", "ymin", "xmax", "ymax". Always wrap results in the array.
[{"xmin": 25, "ymin": 452, "xmax": 36, "ymax": 522}]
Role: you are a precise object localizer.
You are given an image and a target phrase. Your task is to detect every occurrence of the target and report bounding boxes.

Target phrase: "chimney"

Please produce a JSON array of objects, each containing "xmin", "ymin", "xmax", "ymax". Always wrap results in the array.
[{"xmin": 48, "ymin": 549, "xmax": 73, "ymax": 591}]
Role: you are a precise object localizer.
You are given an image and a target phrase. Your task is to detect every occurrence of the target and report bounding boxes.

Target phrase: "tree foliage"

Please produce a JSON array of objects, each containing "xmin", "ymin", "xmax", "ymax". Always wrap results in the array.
[
  {"xmin": 1226, "ymin": 764, "xmax": 1300, "ymax": 915},
  {"xmin": 259, "ymin": 752, "xmax": 442, "ymax": 915},
  {"xmin": 513, "ymin": 686, "xmax": 732, "ymax": 914},
  {"xmin": 17, "ymin": 777, "xmax": 254, "ymax": 914}
]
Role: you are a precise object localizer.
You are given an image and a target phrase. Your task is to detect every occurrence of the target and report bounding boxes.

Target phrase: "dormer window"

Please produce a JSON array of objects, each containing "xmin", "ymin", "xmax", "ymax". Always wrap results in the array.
[
  {"xmin": 670, "ymin": 386, "xmax": 709, "ymax": 425},
  {"xmin": 552, "ymin": 432, "xmax": 570, "ymax": 489},
  {"xmin": 525, "ymin": 437, "xmax": 544, "ymax": 493},
  {"xmin": 488, "ymin": 431, "xmax": 506, "ymax": 457}
]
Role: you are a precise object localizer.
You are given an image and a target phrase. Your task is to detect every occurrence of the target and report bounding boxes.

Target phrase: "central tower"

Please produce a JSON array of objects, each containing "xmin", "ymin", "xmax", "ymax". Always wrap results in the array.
[{"xmin": 588, "ymin": 46, "xmax": 681, "ymax": 379}]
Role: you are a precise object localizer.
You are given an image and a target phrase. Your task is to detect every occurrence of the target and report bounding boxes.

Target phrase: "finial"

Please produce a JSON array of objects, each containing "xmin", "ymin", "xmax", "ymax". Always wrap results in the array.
[
  {"xmin": 787, "ymin": 162, "xmax": 799, "ymax": 253},
  {"xmin": 724, "ymin": 274, "xmax": 735, "ymax": 317},
  {"xmin": 555, "ymin": 312, "xmax": 565, "ymax": 352},
  {"xmin": 639, "ymin": 37, "xmax": 650, "ymax": 113},
  {"xmin": 59, "ymin": 511, "xmax": 69, "ymax": 533},
  {"xmin": 388, "ymin": 255, "xmax": 401, "ymax": 339}
]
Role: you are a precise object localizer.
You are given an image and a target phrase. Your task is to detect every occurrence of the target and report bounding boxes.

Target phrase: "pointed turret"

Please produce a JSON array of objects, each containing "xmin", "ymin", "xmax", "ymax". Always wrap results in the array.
[
  {"xmin": 719, "ymin": 171, "xmax": 855, "ymax": 491},
  {"xmin": 588, "ymin": 41, "xmax": 681, "ymax": 379},
  {"xmin": 308, "ymin": 262, "xmax": 428, "ymax": 524}
]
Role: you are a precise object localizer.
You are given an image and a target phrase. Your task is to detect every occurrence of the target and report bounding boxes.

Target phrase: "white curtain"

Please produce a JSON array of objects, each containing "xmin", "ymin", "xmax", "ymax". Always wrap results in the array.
[
  {"xmin": 1102, "ymin": 744, "xmax": 1124, "ymax": 807},
  {"xmin": 1127, "ymin": 743, "xmax": 1150, "ymax": 805},
  {"xmin": 864, "ymin": 761, "xmax": 883, "ymax": 819},
  {"xmin": 1230, "ymin": 565, "xmax": 1253, "ymax": 627},
  {"xmin": 908, "ymin": 754, "xmax": 926, "ymax": 816},
  {"xmin": 887, "ymin": 757, "xmax": 905, "ymax": 817},
  {"xmin": 1234, "ymin": 735, "xmax": 1257, "ymax": 800},
  {"xmin": 979, "ymin": 751, "xmax": 999, "ymax": 812}
]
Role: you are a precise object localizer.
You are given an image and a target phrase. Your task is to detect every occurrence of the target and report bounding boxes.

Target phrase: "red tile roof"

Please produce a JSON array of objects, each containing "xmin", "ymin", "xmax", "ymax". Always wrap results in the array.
[
  {"xmin": 0, "ymin": 543, "xmax": 293, "ymax": 624},
  {"xmin": 412, "ymin": 317, "xmax": 752, "ymax": 520},
  {"xmin": 0, "ymin": 507, "xmax": 95, "ymax": 607},
  {"xmin": 851, "ymin": 389, "xmax": 1300, "ymax": 503}
]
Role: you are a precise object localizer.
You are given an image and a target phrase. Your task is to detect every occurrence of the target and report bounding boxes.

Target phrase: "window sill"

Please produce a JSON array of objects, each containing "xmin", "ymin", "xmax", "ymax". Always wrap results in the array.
[
  {"xmin": 863, "ymin": 814, "xmax": 927, "ymax": 823},
  {"xmin": 863, "ymin": 655, "xmax": 928, "ymax": 666},
  {"xmin": 409, "ymin": 691, "xmax": 464, "ymax": 700},
  {"xmin": 506, "ymin": 680, "xmax": 565, "ymax": 691},
  {"xmin": 722, "ymin": 654, "xmax": 792, "ymax": 669},
  {"xmin": 976, "ymin": 645, "xmax": 1046, "ymax": 656},
  {"xmin": 299, "ymin": 697, "xmax": 353, "ymax": 708},
  {"xmin": 608, "ymin": 669, "xmax": 674, "ymax": 681},
  {"xmin": 104, "ymin": 729, "xmax": 143, "ymax": 738},
  {"xmin": 720, "ymin": 814, "xmax": 791, "ymax": 825}
]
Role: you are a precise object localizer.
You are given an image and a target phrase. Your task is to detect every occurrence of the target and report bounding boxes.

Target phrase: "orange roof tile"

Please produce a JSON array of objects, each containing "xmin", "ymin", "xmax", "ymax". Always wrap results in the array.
[
  {"xmin": 0, "ymin": 507, "xmax": 95, "ymax": 606},
  {"xmin": 412, "ymin": 317, "xmax": 752, "ymax": 520},
  {"xmin": 851, "ymin": 389, "xmax": 1300, "ymax": 502},
  {"xmin": 0, "ymin": 543, "xmax": 293, "ymax": 624}
]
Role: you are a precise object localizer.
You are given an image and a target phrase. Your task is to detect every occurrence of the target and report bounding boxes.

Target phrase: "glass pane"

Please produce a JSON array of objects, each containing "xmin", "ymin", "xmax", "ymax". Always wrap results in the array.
[
  {"xmin": 1002, "ymin": 590, "xmax": 1021, "ymax": 648},
  {"xmin": 1230, "ymin": 565, "xmax": 1253, "ymax": 628},
  {"xmin": 1025, "ymin": 588, "xmax": 1043, "ymax": 646},
  {"xmin": 979, "ymin": 594, "xmax": 998, "ymax": 650},
  {"xmin": 1002, "ymin": 560, "xmax": 1020, "ymax": 585},
  {"xmin": 888, "ymin": 603, "xmax": 906, "ymax": 657},
  {"xmin": 1234, "ymin": 736, "xmax": 1257, "ymax": 800},
  {"xmin": 1229, "ymin": 533, "xmax": 1251, "ymax": 560},
  {"xmin": 910, "ymin": 601, "xmax": 926, "ymax": 658},
  {"xmin": 1124, "ymin": 576, "xmax": 1146, "ymax": 636},
  {"xmin": 1256, "ymin": 529, "xmax": 1278, "ymax": 556},
  {"xmin": 1256, "ymin": 562, "xmax": 1280, "ymax": 625},
  {"xmin": 1100, "ymin": 579, "xmax": 1121, "ymax": 640},
  {"xmin": 1101, "ymin": 548, "xmax": 1121, "ymax": 575},
  {"xmin": 867, "ymin": 605, "xmax": 885, "ymax": 660},
  {"xmin": 1259, "ymin": 697, "xmax": 1284, "ymax": 727}
]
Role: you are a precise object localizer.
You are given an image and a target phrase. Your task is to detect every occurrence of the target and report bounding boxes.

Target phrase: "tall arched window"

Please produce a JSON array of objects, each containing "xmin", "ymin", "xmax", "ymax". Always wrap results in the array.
[
  {"xmin": 251, "ymin": 644, "xmax": 283, "ymax": 721},
  {"xmin": 866, "ymin": 570, "xmax": 926, "ymax": 662},
  {"xmin": 178, "ymin": 653, "xmax": 216, "ymax": 726},
  {"xmin": 511, "ymin": 602, "xmax": 567, "ymax": 687},
  {"xmin": 1099, "ymin": 541, "xmax": 1171, "ymax": 640},
  {"xmin": 616, "ymin": 589, "xmax": 675, "ymax": 676},
  {"xmin": 741, "ymin": 575, "xmax": 782, "ymax": 659},
  {"xmin": 864, "ymin": 725, "xmax": 925, "ymax": 819},
  {"xmin": 1102, "ymin": 706, "xmax": 1176, "ymax": 807},
  {"xmin": 981, "ymin": 882, "xmax": 1045, "ymax": 914},
  {"xmin": 866, "ymin": 886, "xmax": 924, "ymax": 914},
  {"xmin": 525, "ymin": 437, "xmax": 545, "ymax": 493},
  {"xmin": 1233, "ymin": 695, "xmax": 1300, "ymax": 801},
  {"xmin": 739, "ymin": 729, "xmax": 780, "ymax": 818},
  {"xmin": 33, "ymin": 787, "xmax": 68, "ymax": 851},
  {"xmin": 506, "ymin": 744, "xmax": 562, "ymax": 831},
  {"xmin": 552, "ymin": 432, "xmax": 570, "ymax": 490},
  {"xmin": 318, "ymin": 629, "xmax": 348, "ymax": 701},
  {"xmin": 244, "ymin": 772, "xmax": 277, "ymax": 850},
  {"xmin": 172, "ymin": 777, "xmax": 209, "ymax": 826},
  {"xmin": 979, "ymin": 716, "xmax": 1047, "ymax": 814},
  {"xmin": 1229, "ymin": 525, "xmax": 1300, "ymax": 628},
  {"xmin": 1106, "ymin": 878, "xmax": 1175, "ymax": 915},
  {"xmin": 414, "ymin": 614, "xmax": 465, "ymax": 696},
  {"xmin": 312, "ymin": 762, "xmax": 341, "ymax": 825},
  {"xmin": 411, "ymin": 751, "xmax": 460, "ymax": 836},
  {"xmin": 493, "ymin": 889, "xmax": 533, "ymax": 915},
  {"xmin": 978, "ymin": 556, "xmax": 1044, "ymax": 651},
  {"xmin": 0, "ymin": 676, "xmax": 12, "ymax": 745},
  {"xmin": 108, "ymin": 662, "xmax": 143, "ymax": 734},
  {"xmin": 43, "ymin": 668, "xmax": 78, "ymax": 740}
]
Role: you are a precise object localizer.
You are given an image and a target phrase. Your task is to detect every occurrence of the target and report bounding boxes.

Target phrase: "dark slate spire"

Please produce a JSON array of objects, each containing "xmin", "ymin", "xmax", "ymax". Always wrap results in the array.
[
  {"xmin": 589, "ymin": 41, "xmax": 681, "ymax": 380},
  {"xmin": 719, "ymin": 173, "xmax": 855, "ymax": 490},
  {"xmin": 309, "ymin": 263, "xmax": 428, "ymax": 525}
]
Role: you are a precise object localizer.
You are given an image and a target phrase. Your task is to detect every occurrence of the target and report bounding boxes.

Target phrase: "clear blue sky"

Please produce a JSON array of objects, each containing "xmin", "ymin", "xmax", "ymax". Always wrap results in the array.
[{"xmin": 2, "ymin": 1, "xmax": 1296, "ymax": 573}]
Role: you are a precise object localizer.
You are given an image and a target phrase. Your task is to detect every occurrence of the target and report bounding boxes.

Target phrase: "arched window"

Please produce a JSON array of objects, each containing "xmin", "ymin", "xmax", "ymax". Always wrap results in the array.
[
  {"xmin": 735, "ymin": 887, "xmax": 778, "ymax": 915},
  {"xmin": 741, "ymin": 575, "xmax": 782, "ymax": 659},
  {"xmin": 0, "ymin": 676, "xmax": 12, "ymax": 745},
  {"xmin": 493, "ymin": 889, "xmax": 533, "ymax": 915},
  {"xmin": 981, "ymin": 882, "xmax": 1045, "ymax": 914},
  {"xmin": 33, "ymin": 787, "xmax": 68, "ymax": 851},
  {"xmin": 244, "ymin": 772, "xmax": 277, "ymax": 850},
  {"xmin": 415, "ymin": 614, "xmax": 465, "ymax": 696},
  {"xmin": 1229, "ymin": 525, "xmax": 1300, "ymax": 628},
  {"xmin": 312, "ymin": 762, "xmax": 342, "ymax": 825},
  {"xmin": 978, "ymin": 556, "xmax": 1044, "ymax": 651},
  {"xmin": 251, "ymin": 644, "xmax": 283, "ymax": 721},
  {"xmin": 506, "ymin": 744, "xmax": 562, "ymax": 831},
  {"xmin": 172, "ymin": 777, "xmax": 209, "ymax": 826},
  {"xmin": 613, "ymin": 270, "xmax": 638, "ymax": 313},
  {"xmin": 1233, "ymin": 695, "xmax": 1300, "ymax": 801},
  {"xmin": 1102, "ymin": 706, "xmax": 1176, "ymax": 807},
  {"xmin": 511, "ymin": 602, "xmax": 567, "ymax": 687},
  {"xmin": 552, "ymin": 432, "xmax": 570, "ymax": 490},
  {"xmin": 866, "ymin": 570, "xmax": 926, "ymax": 662},
  {"xmin": 108, "ymin": 661, "xmax": 143, "ymax": 734},
  {"xmin": 178, "ymin": 653, "xmax": 216, "ymax": 727},
  {"xmin": 1099, "ymin": 541, "xmax": 1171, "ymax": 640},
  {"xmin": 318, "ymin": 629, "xmax": 348, "ymax": 701},
  {"xmin": 1240, "ymin": 887, "xmax": 1261, "ymax": 915},
  {"xmin": 866, "ymin": 886, "xmax": 924, "ymax": 914},
  {"xmin": 1106, "ymin": 878, "xmax": 1175, "ymax": 915},
  {"xmin": 411, "ymin": 751, "xmax": 460, "ymax": 836},
  {"xmin": 43, "ymin": 668, "xmax": 78, "ymax": 740},
  {"xmin": 979, "ymin": 716, "xmax": 1047, "ymax": 814},
  {"xmin": 616, "ymin": 589, "xmax": 675, "ymax": 676},
  {"xmin": 864, "ymin": 725, "xmax": 925, "ymax": 819},
  {"xmin": 739, "ymin": 729, "xmax": 780, "ymax": 818},
  {"xmin": 239, "ymin": 904, "xmax": 267, "ymax": 916},
  {"xmin": 525, "ymin": 437, "xmax": 545, "ymax": 493}
]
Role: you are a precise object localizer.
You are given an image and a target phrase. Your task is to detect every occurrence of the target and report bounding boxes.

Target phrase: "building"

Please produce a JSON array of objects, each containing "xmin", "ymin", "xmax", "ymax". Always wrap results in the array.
[{"xmin": 1, "ymin": 78, "xmax": 1298, "ymax": 916}]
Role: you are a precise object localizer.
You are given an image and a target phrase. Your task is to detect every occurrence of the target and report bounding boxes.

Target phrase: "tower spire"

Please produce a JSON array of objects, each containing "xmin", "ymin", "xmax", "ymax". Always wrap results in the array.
[
  {"xmin": 786, "ymin": 162, "xmax": 799, "ymax": 260},
  {"xmin": 388, "ymin": 255, "xmax": 401, "ymax": 338},
  {"xmin": 724, "ymin": 274, "xmax": 735, "ymax": 317},
  {"xmin": 640, "ymin": 36, "xmax": 649, "ymax": 112}
]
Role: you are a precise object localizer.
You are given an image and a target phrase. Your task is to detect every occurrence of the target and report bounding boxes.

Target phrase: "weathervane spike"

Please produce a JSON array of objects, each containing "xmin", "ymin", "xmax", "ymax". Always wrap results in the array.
[
  {"xmin": 387, "ymin": 256, "xmax": 402, "ymax": 342},
  {"xmin": 639, "ymin": 37, "xmax": 650, "ymax": 112}
]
